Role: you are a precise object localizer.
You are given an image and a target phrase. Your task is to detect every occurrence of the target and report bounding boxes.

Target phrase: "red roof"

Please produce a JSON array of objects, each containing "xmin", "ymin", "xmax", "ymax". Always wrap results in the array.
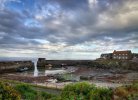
[{"xmin": 113, "ymin": 50, "xmax": 131, "ymax": 54}]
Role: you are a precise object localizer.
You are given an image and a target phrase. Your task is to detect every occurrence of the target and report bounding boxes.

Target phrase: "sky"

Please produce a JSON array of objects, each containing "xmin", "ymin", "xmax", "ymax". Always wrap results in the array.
[{"xmin": 0, "ymin": 0, "xmax": 138, "ymax": 60}]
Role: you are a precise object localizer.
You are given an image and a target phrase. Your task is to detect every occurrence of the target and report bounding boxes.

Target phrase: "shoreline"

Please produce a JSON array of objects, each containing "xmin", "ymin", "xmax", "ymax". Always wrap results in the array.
[{"xmin": 0, "ymin": 67, "xmax": 137, "ymax": 89}]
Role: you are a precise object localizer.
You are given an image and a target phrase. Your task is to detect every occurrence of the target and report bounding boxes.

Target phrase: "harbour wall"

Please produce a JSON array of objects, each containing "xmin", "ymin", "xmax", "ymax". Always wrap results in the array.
[{"xmin": 0, "ymin": 61, "xmax": 34, "ymax": 74}]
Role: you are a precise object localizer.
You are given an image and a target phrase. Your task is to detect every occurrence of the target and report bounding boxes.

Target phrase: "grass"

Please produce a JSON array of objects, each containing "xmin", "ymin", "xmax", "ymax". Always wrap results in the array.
[
  {"xmin": 0, "ymin": 78, "xmax": 61, "ymax": 99},
  {"xmin": 0, "ymin": 78, "xmax": 62, "ymax": 91},
  {"xmin": 114, "ymin": 81, "xmax": 138, "ymax": 99},
  {"xmin": 1, "ymin": 78, "xmax": 138, "ymax": 100},
  {"xmin": 95, "ymin": 59, "xmax": 138, "ymax": 70}
]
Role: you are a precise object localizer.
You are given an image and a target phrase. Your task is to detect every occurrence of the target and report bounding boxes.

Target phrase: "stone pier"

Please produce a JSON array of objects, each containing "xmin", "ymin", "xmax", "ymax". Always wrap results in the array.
[{"xmin": 0, "ymin": 61, "xmax": 34, "ymax": 74}]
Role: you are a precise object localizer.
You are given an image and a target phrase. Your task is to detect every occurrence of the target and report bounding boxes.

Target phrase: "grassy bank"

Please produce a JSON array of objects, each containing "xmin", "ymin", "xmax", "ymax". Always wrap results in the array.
[
  {"xmin": 0, "ymin": 80, "xmax": 138, "ymax": 100},
  {"xmin": 0, "ymin": 78, "xmax": 62, "ymax": 91},
  {"xmin": 94, "ymin": 59, "xmax": 138, "ymax": 71}
]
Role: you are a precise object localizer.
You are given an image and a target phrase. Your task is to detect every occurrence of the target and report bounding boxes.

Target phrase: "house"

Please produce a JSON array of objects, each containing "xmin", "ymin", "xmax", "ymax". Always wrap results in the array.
[
  {"xmin": 100, "ymin": 50, "xmax": 135, "ymax": 60},
  {"xmin": 133, "ymin": 53, "xmax": 138, "ymax": 58},
  {"xmin": 101, "ymin": 53, "xmax": 112, "ymax": 59},
  {"xmin": 112, "ymin": 50, "xmax": 132, "ymax": 60}
]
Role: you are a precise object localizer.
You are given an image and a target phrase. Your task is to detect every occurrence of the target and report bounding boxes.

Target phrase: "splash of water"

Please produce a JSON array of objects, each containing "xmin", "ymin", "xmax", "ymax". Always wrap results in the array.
[{"xmin": 34, "ymin": 60, "xmax": 39, "ymax": 77}]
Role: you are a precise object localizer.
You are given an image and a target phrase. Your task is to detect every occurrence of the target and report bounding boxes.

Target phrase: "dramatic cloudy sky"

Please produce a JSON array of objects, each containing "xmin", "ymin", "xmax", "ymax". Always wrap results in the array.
[{"xmin": 0, "ymin": 0, "xmax": 138, "ymax": 60}]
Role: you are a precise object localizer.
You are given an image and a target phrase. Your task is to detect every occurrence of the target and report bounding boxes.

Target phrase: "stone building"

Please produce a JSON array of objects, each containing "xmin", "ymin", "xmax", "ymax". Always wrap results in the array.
[
  {"xmin": 112, "ymin": 50, "xmax": 132, "ymax": 60},
  {"xmin": 100, "ymin": 50, "xmax": 136, "ymax": 60},
  {"xmin": 100, "ymin": 53, "xmax": 112, "ymax": 59},
  {"xmin": 37, "ymin": 58, "xmax": 47, "ymax": 68},
  {"xmin": 133, "ymin": 53, "xmax": 138, "ymax": 58}
]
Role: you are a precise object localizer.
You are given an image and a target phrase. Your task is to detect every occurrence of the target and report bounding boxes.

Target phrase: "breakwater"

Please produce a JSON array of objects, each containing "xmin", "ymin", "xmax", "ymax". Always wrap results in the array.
[
  {"xmin": 0, "ymin": 61, "xmax": 34, "ymax": 74},
  {"xmin": 37, "ymin": 59, "xmax": 138, "ymax": 71},
  {"xmin": 46, "ymin": 60, "xmax": 93, "ymax": 67}
]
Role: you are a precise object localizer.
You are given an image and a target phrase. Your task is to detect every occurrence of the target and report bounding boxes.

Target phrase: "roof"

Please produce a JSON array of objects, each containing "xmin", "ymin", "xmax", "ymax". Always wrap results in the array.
[
  {"xmin": 113, "ymin": 50, "xmax": 131, "ymax": 54},
  {"xmin": 101, "ymin": 53, "xmax": 112, "ymax": 55}
]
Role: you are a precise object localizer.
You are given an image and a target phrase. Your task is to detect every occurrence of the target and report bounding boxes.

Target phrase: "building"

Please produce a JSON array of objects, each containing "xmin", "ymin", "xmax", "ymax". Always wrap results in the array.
[
  {"xmin": 37, "ymin": 58, "xmax": 47, "ymax": 68},
  {"xmin": 112, "ymin": 50, "xmax": 132, "ymax": 60},
  {"xmin": 100, "ymin": 50, "xmax": 136, "ymax": 60},
  {"xmin": 133, "ymin": 53, "xmax": 138, "ymax": 58},
  {"xmin": 38, "ymin": 58, "xmax": 46, "ymax": 62},
  {"xmin": 101, "ymin": 53, "xmax": 112, "ymax": 59}
]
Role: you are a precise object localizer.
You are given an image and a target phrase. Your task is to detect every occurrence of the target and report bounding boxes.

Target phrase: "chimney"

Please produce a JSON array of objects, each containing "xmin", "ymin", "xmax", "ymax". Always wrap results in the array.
[{"xmin": 113, "ymin": 50, "xmax": 116, "ymax": 53}]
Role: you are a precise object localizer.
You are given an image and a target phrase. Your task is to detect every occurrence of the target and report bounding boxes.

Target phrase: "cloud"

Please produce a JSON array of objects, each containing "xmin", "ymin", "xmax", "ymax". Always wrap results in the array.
[
  {"xmin": 34, "ymin": 0, "xmax": 138, "ymax": 43},
  {"xmin": 0, "ymin": 0, "xmax": 21, "ymax": 10},
  {"xmin": 37, "ymin": 0, "xmax": 89, "ymax": 10},
  {"xmin": 0, "ymin": 0, "xmax": 138, "ymax": 59}
]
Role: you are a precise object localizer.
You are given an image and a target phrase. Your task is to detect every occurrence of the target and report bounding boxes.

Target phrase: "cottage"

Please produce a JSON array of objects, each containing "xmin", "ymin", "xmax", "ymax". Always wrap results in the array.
[
  {"xmin": 100, "ymin": 50, "xmax": 136, "ymax": 60},
  {"xmin": 101, "ymin": 53, "xmax": 112, "ymax": 59},
  {"xmin": 112, "ymin": 50, "xmax": 132, "ymax": 60},
  {"xmin": 133, "ymin": 53, "xmax": 138, "ymax": 58}
]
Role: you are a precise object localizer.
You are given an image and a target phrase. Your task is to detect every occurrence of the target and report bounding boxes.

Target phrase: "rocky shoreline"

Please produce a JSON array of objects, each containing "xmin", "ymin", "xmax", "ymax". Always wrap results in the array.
[
  {"xmin": 1, "ymin": 66, "xmax": 137, "ymax": 87},
  {"xmin": 1, "ymin": 58, "xmax": 138, "ymax": 74},
  {"xmin": 0, "ymin": 61, "xmax": 34, "ymax": 74}
]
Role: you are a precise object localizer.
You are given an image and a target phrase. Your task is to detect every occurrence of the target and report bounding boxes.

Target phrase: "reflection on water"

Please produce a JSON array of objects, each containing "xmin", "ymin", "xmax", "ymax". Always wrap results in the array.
[{"xmin": 34, "ymin": 60, "xmax": 39, "ymax": 77}]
